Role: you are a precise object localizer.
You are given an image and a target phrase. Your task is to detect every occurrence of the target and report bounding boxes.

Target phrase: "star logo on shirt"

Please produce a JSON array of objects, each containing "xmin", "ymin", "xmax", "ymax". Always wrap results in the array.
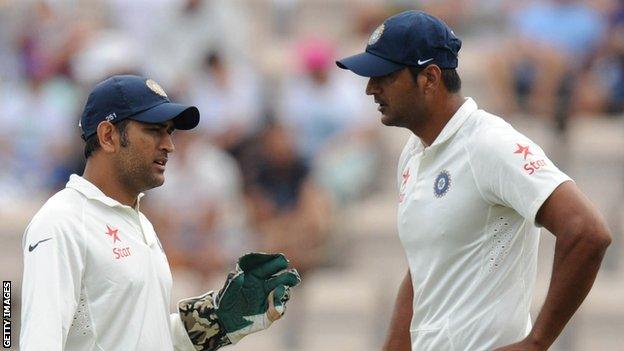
[
  {"xmin": 402, "ymin": 167, "xmax": 411, "ymax": 187},
  {"xmin": 514, "ymin": 143, "xmax": 533, "ymax": 160},
  {"xmin": 105, "ymin": 225, "xmax": 121, "ymax": 244}
]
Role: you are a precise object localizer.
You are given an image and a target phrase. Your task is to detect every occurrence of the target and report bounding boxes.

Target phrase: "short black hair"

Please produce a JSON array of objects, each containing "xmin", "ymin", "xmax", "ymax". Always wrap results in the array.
[
  {"xmin": 84, "ymin": 119, "xmax": 131, "ymax": 159},
  {"xmin": 408, "ymin": 66, "xmax": 461, "ymax": 93}
]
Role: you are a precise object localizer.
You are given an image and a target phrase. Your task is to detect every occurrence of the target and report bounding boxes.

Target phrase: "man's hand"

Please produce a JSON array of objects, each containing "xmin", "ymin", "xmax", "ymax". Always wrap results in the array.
[
  {"xmin": 214, "ymin": 252, "xmax": 301, "ymax": 342},
  {"xmin": 177, "ymin": 252, "xmax": 301, "ymax": 350}
]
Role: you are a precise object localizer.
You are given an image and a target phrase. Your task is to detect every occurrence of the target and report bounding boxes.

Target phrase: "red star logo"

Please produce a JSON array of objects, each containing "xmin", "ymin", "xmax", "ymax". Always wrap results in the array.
[
  {"xmin": 105, "ymin": 225, "xmax": 121, "ymax": 244},
  {"xmin": 402, "ymin": 167, "xmax": 411, "ymax": 186},
  {"xmin": 514, "ymin": 143, "xmax": 533, "ymax": 160}
]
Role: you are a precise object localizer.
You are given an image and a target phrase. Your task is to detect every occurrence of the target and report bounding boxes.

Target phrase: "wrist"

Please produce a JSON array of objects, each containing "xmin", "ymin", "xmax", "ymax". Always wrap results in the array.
[
  {"xmin": 525, "ymin": 333, "xmax": 550, "ymax": 351},
  {"xmin": 178, "ymin": 291, "xmax": 232, "ymax": 349},
  {"xmin": 382, "ymin": 338, "xmax": 411, "ymax": 351}
]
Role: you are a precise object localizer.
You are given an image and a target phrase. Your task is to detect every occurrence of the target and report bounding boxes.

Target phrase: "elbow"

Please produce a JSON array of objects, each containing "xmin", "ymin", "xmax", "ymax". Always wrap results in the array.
[
  {"xmin": 560, "ymin": 216, "xmax": 612, "ymax": 255},
  {"xmin": 585, "ymin": 231, "xmax": 612, "ymax": 258},
  {"xmin": 587, "ymin": 217, "xmax": 612, "ymax": 251},
  {"xmin": 593, "ymin": 229, "xmax": 612, "ymax": 252},
  {"xmin": 576, "ymin": 219, "xmax": 612, "ymax": 254}
]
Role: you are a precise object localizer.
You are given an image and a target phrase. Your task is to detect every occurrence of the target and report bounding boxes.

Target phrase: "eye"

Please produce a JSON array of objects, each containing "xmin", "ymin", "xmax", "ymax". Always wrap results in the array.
[{"xmin": 373, "ymin": 72, "xmax": 395, "ymax": 85}]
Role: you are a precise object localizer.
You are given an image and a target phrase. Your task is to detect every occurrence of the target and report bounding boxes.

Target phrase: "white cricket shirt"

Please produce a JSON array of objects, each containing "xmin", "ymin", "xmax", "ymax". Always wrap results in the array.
[
  {"xmin": 397, "ymin": 98, "xmax": 571, "ymax": 351},
  {"xmin": 20, "ymin": 175, "xmax": 196, "ymax": 350}
]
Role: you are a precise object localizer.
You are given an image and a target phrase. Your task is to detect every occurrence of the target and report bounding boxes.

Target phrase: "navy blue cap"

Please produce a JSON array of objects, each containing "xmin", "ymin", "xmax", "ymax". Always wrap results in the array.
[
  {"xmin": 336, "ymin": 11, "xmax": 462, "ymax": 77},
  {"xmin": 80, "ymin": 75, "xmax": 200, "ymax": 140}
]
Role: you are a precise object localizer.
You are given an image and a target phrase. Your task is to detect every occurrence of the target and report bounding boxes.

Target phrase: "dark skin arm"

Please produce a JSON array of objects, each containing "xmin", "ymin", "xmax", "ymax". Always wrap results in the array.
[
  {"xmin": 382, "ymin": 270, "xmax": 413, "ymax": 351},
  {"xmin": 494, "ymin": 181, "xmax": 612, "ymax": 351}
]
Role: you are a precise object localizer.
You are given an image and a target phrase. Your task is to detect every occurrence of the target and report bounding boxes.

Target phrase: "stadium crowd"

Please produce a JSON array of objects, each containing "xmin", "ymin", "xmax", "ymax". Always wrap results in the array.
[{"xmin": 0, "ymin": 0, "xmax": 386, "ymax": 287}]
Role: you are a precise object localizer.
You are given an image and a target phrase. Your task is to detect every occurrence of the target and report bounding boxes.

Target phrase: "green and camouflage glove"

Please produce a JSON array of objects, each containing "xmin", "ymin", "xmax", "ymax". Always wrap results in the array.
[
  {"xmin": 178, "ymin": 253, "xmax": 301, "ymax": 349},
  {"xmin": 215, "ymin": 253, "xmax": 301, "ymax": 343}
]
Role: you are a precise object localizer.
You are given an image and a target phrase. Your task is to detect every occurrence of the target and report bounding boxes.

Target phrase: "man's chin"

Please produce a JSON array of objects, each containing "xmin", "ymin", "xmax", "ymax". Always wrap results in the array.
[
  {"xmin": 380, "ymin": 114, "xmax": 399, "ymax": 127},
  {"xmin": 145, "ymin": 174, "xmax": 165, "ymax": 190},
  {"xmin": 154, "ymin": 176, "xmax": 165, "ymax": 188}
]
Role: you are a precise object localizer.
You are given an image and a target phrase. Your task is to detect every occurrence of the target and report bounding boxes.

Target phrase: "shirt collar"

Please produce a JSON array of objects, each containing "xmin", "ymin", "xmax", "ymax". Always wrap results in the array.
[
  {"xmin": 66, "ymin": 174, "xmax": 144, "ymax": 210},
  {"xmin": 429, "ymin": 97, "xmax": 477, "ymax": 148}
]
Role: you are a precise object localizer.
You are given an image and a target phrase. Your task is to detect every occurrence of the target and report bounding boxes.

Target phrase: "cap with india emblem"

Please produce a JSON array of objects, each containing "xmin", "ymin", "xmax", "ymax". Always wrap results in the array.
[
  {"xmin": 336, "ymin": 10, "xmax": 462, "ymax": 77},
  {"xmin": 79, "ymin": 75, "xmax": 200, "ymax": 140}
]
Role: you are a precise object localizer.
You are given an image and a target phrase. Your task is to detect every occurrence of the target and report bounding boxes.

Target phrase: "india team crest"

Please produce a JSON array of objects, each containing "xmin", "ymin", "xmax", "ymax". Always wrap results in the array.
[
  {"xmin": 146, "ymin": 79, "xmax": 168, "ymax": 98},
  {"xmin": 433, "ymin": 170, "xmax": 451, "ymax": 198},
  {"xmin": 368, "ymin": 23, "xmax": 385, "ymax": 45}
]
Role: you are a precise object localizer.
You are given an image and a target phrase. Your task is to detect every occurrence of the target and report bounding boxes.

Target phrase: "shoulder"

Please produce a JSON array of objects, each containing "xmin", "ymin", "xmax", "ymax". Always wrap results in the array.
[
  {"xmin": 24, "ymin": 188, "xmax": 86, "ymax": 242},
  {"xmin": 32, "ymin": 188, "xmax": 85, "ymax": 222},
  {"xmin": 462, "ymin": 110, "xmax": 521, "ymax": 144},
  {"xmin": 460, "ymin": 110, "xmax": 539, "ymax": 160}
]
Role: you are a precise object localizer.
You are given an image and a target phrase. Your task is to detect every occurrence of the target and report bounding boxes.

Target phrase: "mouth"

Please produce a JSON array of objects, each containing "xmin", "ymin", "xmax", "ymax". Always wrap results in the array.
[
  {"xmin": 374, "ymin": 98, "xmax": 387, "ymax": 113},
  {"xmin": 153, "ymin": 157, "xmax": 168, "ymax": 170}
]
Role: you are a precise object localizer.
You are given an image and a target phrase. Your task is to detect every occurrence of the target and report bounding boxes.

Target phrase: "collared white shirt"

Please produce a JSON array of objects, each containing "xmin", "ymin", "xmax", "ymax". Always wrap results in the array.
[
  {"xmin": 20, "ymin": 175, "xmax": 195, "ymax": 350},
  {"xmin": 397, "ymin": 98, "xmax": 571, "ymax": 351}
]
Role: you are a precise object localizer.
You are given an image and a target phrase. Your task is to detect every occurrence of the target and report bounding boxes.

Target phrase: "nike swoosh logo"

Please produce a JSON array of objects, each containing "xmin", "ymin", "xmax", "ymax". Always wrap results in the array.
[
  {"xmin": 28, "ymin": 237, "xmax": 52, "ymax": 252},
  {"xmin": 417, "ymin": 58, "xmax": 434, "ymax": 65}
]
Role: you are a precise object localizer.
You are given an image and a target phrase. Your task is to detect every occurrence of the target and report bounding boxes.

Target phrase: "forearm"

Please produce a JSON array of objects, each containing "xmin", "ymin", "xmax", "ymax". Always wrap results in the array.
[
  {"xmin": 382, "ymin": 270, "xmax": 413, "ymax": 351},
  {"xmin": 527, "ymin": 231, "xmax": 610, "ymax": 349}
]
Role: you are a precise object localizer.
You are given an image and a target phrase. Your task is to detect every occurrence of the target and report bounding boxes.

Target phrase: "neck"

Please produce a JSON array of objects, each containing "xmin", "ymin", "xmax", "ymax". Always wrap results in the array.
[
  {"xmin": 83, "ymin": 158, "xmax": 138, "ymax": 207},
  {"xmin": 413, "ymin": 94, "xmax": 465, "ymax": 147}
]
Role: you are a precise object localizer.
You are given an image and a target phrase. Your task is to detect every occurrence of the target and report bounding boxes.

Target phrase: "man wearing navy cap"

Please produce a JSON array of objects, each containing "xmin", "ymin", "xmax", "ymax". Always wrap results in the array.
[
  {"xmin": 20, "ymin": 75, "xmax": 301, "ymax": 350},
  {"xmin": 337, "ymin": 11, "xmax": 611, "ymax": 351}
]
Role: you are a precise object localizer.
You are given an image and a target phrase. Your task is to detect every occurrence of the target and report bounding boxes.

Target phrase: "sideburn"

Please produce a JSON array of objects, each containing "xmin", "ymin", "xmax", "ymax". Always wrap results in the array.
[{"xmin": 120, "ymin": 130, "xmax": 130, "ymax": 148}]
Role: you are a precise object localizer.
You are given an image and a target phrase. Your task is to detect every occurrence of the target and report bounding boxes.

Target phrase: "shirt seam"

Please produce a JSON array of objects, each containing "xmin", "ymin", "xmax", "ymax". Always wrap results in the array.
[
  {"xmin": 463, "ymin": 144, "xmax": 494, "ymax": 206},
  {"xmin": 55, "ymin": 235, "xmax": 79, "ymax": 347},
  {"xmin": 79, "ymin": 195, "xmax": 88, "ymax": 279},
  {"xmin": 82, "ymin": 287, "xmax": 104, "ymax": 350},
  {"xmin": 476, "ymin": 205, "xmax": 494, "ymax": 279},
  {"xmin": 79, "ymin": 196, "xmax": 97, "ymax": 346}
]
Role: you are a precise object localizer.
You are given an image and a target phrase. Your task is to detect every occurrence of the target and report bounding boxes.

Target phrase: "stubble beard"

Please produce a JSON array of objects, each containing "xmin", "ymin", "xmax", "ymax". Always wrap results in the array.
[
  {"xmin": 115, "ymin": 146, "xmax": 164, "ymax": 195},
  {"xmin": 381, "ymin": 109, "xmax": 408, "ymax": 128}
]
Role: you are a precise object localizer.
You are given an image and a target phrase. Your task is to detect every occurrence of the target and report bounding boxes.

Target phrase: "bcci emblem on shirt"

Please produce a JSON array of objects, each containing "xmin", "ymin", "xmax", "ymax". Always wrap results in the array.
[{"xmin": 433, "ymin": 170, "xmax": 451, "ymax": 198}]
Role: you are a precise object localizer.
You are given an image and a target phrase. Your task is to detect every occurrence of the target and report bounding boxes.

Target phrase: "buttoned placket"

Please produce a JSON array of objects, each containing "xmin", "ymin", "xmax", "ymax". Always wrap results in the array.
[
  {"xmin": 133, "ymin": 197, "xmax": 156, "ymax": 247},
  {"xmin": 104, "ymin": 198, "xmax": 155, "ymax": 247},
  {"xmin": 405, "ymin": 145, "xmax": 425, "ymax": 203},
  {"xmin": 419, "ymin": 145, "xmax": 437, "ymax": 173}
]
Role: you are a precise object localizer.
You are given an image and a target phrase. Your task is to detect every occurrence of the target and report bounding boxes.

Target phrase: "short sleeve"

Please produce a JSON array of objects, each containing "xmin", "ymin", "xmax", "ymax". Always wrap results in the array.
[{"xmin": 467, "ymin": 122, "xmax": 572, "ymax": 223}]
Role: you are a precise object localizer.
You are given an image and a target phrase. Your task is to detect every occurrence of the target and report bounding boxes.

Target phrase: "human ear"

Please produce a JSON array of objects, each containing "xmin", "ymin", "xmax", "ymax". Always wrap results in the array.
[
  {"xmin": 422, "ymin": 65, "xmax": 442, "ymax": 93},
  {"xmin": 96, "ymin": 121, "xmax": 117, "ymax": 153}
]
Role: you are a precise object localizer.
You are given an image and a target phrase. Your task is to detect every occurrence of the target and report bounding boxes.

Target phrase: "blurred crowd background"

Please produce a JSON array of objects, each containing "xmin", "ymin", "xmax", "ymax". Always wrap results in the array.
[{"xmin": 1, "ymin": 0, "xmax": 623, "ymax": 350}]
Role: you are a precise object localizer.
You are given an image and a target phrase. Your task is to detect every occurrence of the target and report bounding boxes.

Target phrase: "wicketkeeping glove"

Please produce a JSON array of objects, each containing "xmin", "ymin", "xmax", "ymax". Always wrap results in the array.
[
  {"xmin": 177, "ymin": 253, "xmax": 301, "ymax": 350},
  {"xmin": 215, "ymin": 252, "xmax": 301, "ymax": 342}
]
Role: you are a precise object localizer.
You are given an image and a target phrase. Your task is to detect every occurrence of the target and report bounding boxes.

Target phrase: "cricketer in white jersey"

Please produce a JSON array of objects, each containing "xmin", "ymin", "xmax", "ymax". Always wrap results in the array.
[
  {"xmin": 22, "ymin": 174, "xmax": 193, "ymax": 350},
  {"xmin": 395, "ymin": 98, "xmax": 569, "ymax": 349},
  {"xmin": 337, "ymin": 10, "xmax": 611, "ymax": 351},
  {"xmin": 20, "ymin": 75, "xmax": 301, "ymax": 350}
]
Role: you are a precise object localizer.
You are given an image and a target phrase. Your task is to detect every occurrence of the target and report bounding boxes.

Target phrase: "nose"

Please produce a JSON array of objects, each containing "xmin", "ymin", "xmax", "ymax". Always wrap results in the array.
[
  {"xmin": 366, "ymin": 77, "xmax": 379, "ymax": 96},
  {"xmin": 161, "ymin": 134, "xmax": 175, "ymax": 153}
]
